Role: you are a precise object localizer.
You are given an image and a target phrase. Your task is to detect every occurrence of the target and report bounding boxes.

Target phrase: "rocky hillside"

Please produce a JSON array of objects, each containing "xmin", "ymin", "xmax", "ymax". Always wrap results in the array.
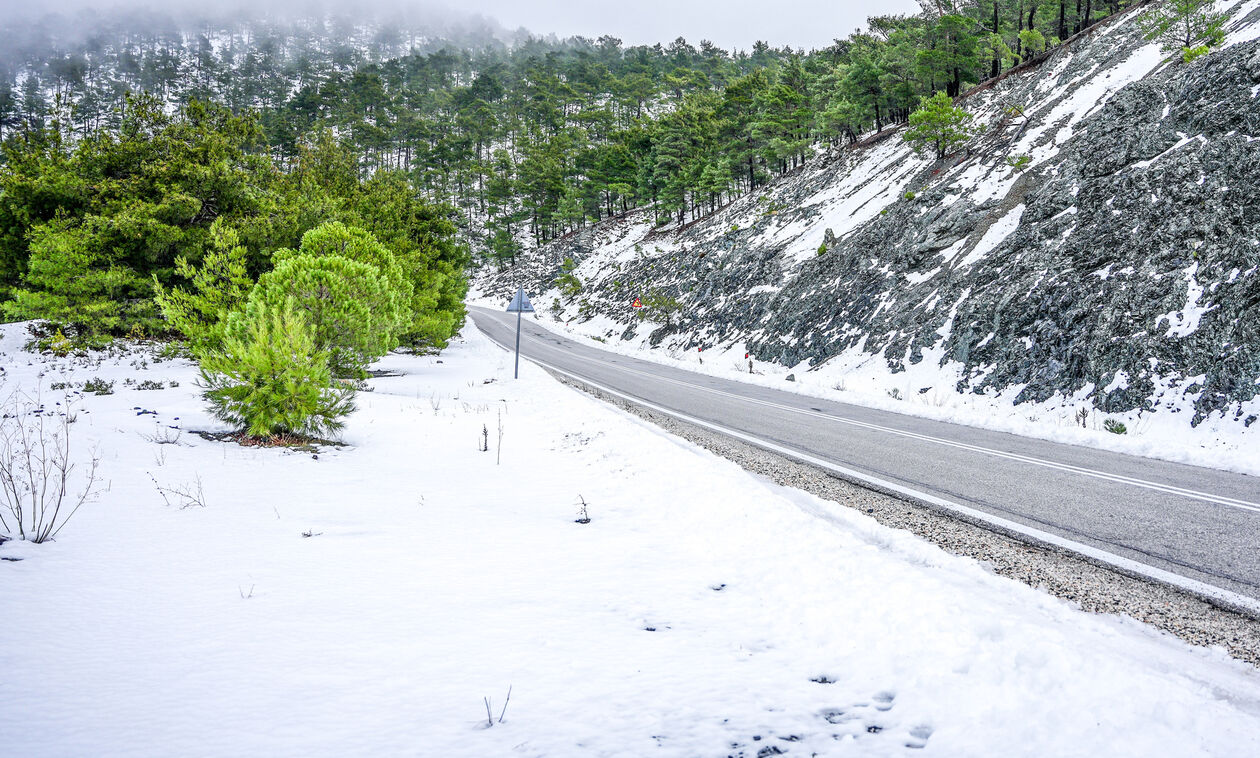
[{"xmin": 477, "ymin": 0, "xmax": 1260, "ymax": 434}]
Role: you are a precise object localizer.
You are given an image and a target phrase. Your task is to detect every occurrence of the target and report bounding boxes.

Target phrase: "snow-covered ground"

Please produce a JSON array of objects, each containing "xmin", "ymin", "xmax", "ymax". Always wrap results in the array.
[{"xmin": 3, "ymin": 321, "xmax": 1260, "ymax": 757}]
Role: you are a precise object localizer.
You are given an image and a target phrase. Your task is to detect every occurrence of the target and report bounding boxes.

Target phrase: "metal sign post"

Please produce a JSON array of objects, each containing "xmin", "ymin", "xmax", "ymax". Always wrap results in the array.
[{"xmin": 505, "ymin": 286, "xmax": 535, "ymax": 379}]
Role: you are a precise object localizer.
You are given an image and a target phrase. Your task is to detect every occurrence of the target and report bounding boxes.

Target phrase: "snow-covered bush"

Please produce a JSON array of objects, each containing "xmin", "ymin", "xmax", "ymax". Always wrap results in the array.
[{"xmin": 0, "ymin": 391, "xmax": 100, "ymax": 543}]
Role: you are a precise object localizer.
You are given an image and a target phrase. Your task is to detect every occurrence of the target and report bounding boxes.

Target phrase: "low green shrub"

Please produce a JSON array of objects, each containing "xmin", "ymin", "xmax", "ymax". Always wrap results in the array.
[
  {"xmin": 200, "ymin": 300, "xmax": 354, "ymax": 439},
  {"xmin": 84, "ymin": 378, "xmax": 114, "ymax": 395}
]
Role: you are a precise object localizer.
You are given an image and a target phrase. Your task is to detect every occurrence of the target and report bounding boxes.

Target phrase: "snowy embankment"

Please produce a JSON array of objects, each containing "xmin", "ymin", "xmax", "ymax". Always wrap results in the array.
[{"xmin": 2, "ymin": 322, "xmax": 1260, "ymax": 757}]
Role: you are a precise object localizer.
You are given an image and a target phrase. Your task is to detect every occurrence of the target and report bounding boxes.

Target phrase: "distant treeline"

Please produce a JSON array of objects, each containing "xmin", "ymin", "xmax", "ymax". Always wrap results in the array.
[{"xmin": 0, "ymin": 1, "xmax": 1138, "ymax": 264}]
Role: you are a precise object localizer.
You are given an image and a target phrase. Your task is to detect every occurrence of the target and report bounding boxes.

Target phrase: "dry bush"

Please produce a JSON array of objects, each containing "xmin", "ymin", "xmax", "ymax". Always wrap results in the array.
[{"xmin": 0, "ymin": 390, "xmax": 101, "ymax": 543}]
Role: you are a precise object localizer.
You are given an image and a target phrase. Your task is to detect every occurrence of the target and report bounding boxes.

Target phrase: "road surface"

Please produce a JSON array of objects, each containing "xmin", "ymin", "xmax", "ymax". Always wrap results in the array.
[{"xmin": 471, "ymin": 306, "xmax": 1260, "ymax": 611}]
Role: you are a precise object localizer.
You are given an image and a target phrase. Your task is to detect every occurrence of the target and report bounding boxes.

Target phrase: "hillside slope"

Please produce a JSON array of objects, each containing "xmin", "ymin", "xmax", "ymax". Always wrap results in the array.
[{"xmin": 476, "ymin": 1, "xmax": 1260, "ymax": 459}]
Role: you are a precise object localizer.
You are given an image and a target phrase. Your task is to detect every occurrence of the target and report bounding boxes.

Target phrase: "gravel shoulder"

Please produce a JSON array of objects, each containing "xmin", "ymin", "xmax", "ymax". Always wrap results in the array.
[{"xmin": 553, "ymin": 373, "xmax": 1260, "ymax": 668}]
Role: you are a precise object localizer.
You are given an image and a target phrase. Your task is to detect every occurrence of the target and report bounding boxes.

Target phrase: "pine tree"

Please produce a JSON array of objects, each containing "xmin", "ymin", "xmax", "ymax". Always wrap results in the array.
[
  {"xmin": 201, "ymin": 298, "xmax": 354, "ymax": 439},
  {"xmin": 153, "ymin": 220, "xmax": 255, "ymax": 356},
  {"xmin": 1141, "ymin": 0, "xmax": 1227, "ymax": 63},
  {"xmin": 248, "ymin": 253, "xmax": 405, "ymax": 378},
  {"xmin": 903, "ymin": 91, "xmax": 976, "ymax": 160}
]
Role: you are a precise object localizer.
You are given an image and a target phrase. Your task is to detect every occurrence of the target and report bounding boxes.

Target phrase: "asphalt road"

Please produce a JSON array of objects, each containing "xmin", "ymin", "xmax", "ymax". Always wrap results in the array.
[{"xmin": 471, "ymin": 306, "xmax": 1260, "ymax": 609}]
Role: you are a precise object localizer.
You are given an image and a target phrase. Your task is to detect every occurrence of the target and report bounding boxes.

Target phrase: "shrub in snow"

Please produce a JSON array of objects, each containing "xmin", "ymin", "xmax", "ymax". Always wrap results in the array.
[
  {"xmin": 1104, "ymin": 418, "xmax": 1128, "ymax": 435},
  {"xmin": 200, "ymin": 299, "xmax": 354, "ymax": 439},
  {"xmin": 0, "ymin": 391, "xmax": 101, "ymax": 543},
  {"xmin": 83, "ymin": 377, "xmax": 114, "ymax": 395}
]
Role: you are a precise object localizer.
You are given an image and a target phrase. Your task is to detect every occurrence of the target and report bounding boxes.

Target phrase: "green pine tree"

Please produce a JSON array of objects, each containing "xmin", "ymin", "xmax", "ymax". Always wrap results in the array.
[
  {"xmin": 903, "ymin": 91, "xmax": 976, "ymax": 161},
  {"xmin": 201, "ymin": 299, "xmax": 354, "ymax": 439},
  {"xmin": 1141, "ymin": 0, "xmax": 1227, "ymax": 63},
  {"xmin": 247, "ymin": 253, "xmax": 406, "ymax": 379}
]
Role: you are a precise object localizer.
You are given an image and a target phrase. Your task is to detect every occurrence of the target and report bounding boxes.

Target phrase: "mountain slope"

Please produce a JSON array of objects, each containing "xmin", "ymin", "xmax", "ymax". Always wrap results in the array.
[{"xmin": 476, "ymin": 1, "xmax": 1260, "ymax": 458}]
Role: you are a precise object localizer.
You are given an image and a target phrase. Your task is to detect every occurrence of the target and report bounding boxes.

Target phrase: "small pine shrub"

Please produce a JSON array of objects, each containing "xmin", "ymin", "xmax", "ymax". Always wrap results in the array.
[
  {"xmin": 1103, "ymin": 418, "xmax": 1127, "ymax": 435},
  {"xmin": 136, "ymin": 380, "xmax": 165, "ymax": 391},
  {"xmin": 1006, "ymin": 155, "xmax": 1032, "ymax": 170},
  {"xmin": 1182, "ymin": 45, "xmax": 1211, "ymax": 63},
  {"xmin": 200, "ymin": 300, "xmax": 354, "ymax": 439},
  {"xmin": 904, "ymin": 191, "xmax": 917, "ymax": 201},
  {"xmin": 817, "ymin": 243, "xmax": 828, "ymax": 256},
  {"xmin": 83, "ymin": 378, "xmax": 114, "ymax": 395},
  {"xmin": 47, "ymin": 329, "xmax": 73, "ymax": 357}
]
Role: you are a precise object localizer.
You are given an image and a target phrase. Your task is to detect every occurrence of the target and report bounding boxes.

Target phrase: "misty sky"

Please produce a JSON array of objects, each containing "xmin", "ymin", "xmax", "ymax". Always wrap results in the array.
[
  {"xmin": 0, "ymin": 0, "xmax": 923, "ymax": 51},
  {"xmin": 462, "ymin": 0, "xmax": 922, "ymax": 50}
]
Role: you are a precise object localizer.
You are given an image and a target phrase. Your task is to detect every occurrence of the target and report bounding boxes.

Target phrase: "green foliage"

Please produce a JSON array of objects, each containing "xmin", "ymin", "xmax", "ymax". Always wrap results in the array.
[
  {"xmin": 1018, "ymin": 29, "xmax": 1048, "ymax": 60},
  {"xmin": 0, "ymin": 100, "xmax": 465, "ymax": 354},
  {"xmin": 642, "ymin": 290, "xmax": 682, "ymax": 325},
  {"xmin": 556, "ymin": 257, "xmax": 583, "ymax": 298},
  {"xmin": 904, "ymin": 191, "xmax": 917, "ymax": 201},
  {"xmin": 277, "ymin": 222, "xmax": 413, "ymax": 318},
  {"xmin": 201, "ymin": 299, "xmax": 354, "ymax": 439},
  {"xmin": 153, "ymin": 220, "xmax": 254, "ymax": 356},
  {"xmin": 83, "ymin": 378, "xmax": 114, "ymax": 395},
  {"xmin": 1006, "ymin": 154, "xmax": 1032, "ymax": 170},
  {"xmin": 46, "ymin": 329, "xmax": 72, "ymax": 357},
  {"xmin": 817, "ymin": 243, "xmax": 828, "ymax": 257},
  {"xmin": 1103, "ymin": 418, "xmax": 1128, "ymax": 435},
  {"xmin": 0, "ymin": 96, "xmax": 271, "ymax": 335},
  {"xmin": 335, "ymin": 171, "xmax": 468, "ymax": 349},
  {"xmin": 247, "ymin": 252, "xmax": 404, "ymax": 379},
  {"xmin": 1182, "ymin": 44, "xmax": 1212, "ymax": 63},
  {"xmin": 1141, "ymin": 0, "xmax": 1226, "ymax": 60},
  {"xmin": 904, "ymin": 92, "xmax": 976, "ymax": 161}
]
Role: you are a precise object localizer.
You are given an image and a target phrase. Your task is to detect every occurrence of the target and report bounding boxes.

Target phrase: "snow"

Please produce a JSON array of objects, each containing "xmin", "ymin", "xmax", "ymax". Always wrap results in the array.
[
  {"xmin": 1223, "ymin": 0, "xmax": 1260, "ymax": 47},
  {"xmin": 3, "ymin": 322, "xmax": 1260, "ymax": 757},
  {"xmin": 959, "ymin": 205, "xmax": 1025, "ymax": 268},
  {"xmin": 1157, "ymin": 263, "xmax": 1217, "ymax": 338},
  {"xmin": 904, "ymin": 266, "xmax": 941, "ymax": 285},
  {"xmin": 1011, "ymin": 39, "xmax": 1167, "ymax": 172},
  {"xmin": 772, "ymin": 138, "xmax": 925, "ymax": 266},
  {"xmin": 936, "ymin": 238, "xmax": 969, "ymax": 264}
]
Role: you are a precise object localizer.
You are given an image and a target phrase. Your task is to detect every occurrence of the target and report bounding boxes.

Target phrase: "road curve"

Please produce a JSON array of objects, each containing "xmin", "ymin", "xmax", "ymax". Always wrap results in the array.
[{"xmin": 470, "ymin": 306, "xmax": 1260, "ymax": 610}]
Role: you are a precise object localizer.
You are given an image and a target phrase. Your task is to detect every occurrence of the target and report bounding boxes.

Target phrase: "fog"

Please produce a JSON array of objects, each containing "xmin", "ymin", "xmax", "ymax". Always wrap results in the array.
[{"xmin": 0, "ymin": 0, "xmax": 920, "ymax": 50}]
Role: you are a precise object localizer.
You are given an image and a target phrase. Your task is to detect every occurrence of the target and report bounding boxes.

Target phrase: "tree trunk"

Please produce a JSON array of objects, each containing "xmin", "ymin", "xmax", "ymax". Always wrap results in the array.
[{"xmin": 992, "ymin": 1, "xmax": 1002, "ymax": 78}]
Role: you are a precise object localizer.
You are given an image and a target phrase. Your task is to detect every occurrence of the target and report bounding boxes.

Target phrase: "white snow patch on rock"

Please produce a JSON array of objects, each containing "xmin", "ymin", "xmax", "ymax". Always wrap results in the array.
[{"xmin": 960, "ymin": 204, "xmax": 1026, "ymax": 268}]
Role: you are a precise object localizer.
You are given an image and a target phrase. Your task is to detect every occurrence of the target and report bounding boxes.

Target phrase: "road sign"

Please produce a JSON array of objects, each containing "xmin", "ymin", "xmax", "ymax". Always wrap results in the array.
[
  {"xmin": 632, "ymin": 297, "xmax": 642, "ymax": 308},
  {"xmin": 506, "ymin": 286, "xmax": 533, "ymax": 379},
  {"xmin": 507, "ymin": 288, "xmax": 535, "ymax": 313}
]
